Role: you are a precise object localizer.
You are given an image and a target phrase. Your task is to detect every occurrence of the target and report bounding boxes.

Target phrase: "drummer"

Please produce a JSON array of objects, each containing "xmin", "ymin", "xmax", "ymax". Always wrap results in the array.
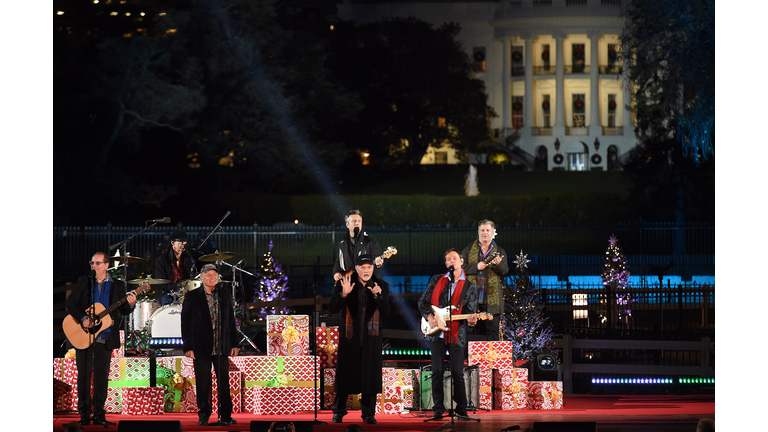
[{"xmin": 153, "ymin": 231, "xmax": 196, "ymax": 305}]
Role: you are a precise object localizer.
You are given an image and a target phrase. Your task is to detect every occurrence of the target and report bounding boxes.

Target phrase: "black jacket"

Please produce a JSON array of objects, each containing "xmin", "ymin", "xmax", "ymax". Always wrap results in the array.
[
  {"xmin": 332, "ymin": 231, "xmax": 383, "ymax": 278},
  {"xmin": 65, "ymin": 275, "xmax": 133, "ymax": 350},
  {"xmin": 418, "ymin": 272, "xmax": 478, "ymax": 349},
  {"xmin": 153, "ymin": 248, "xmax": 195, "ymax": 303},
  {"xmin": 328, "ymin": 272, "xmax": 391, "ymax": 394},
  {"xmin": 180, "ymin": 285, "xmax": 239, "ymax": 358}
]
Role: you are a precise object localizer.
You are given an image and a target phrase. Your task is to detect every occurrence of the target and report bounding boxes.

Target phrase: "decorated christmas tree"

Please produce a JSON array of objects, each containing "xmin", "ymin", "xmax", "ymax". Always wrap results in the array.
[
  {"xmin": 502, "ymin": 250, "xmax": 556, "ymax": 361},
  {"xmin": 253, "ymin": 240, "xmax": 290, "ymax": 318},
  {"xmin": 600, "ymin": 234, "xmax": 633, "ymax": 326}
]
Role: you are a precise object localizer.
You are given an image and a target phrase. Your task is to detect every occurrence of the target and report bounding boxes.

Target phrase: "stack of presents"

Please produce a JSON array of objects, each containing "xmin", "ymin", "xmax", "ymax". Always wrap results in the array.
[{"xmin": 54, "ymin": 315, "xmax": 562, "ymax": 416}]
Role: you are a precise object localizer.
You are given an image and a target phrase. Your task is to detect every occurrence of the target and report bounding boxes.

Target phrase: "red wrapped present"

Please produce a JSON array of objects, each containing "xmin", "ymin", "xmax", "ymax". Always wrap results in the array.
[
  {"xmin": 493, "ymin": 368, "xmax": 529, "ymax": 410},
  {"xmin": 468, "ymin": 341, "xmax": 515, "ymax": 369},
  {"xmin": 111, "ymin": 330, "xmax": 125, "ymax": 358},
  {"xmin": 373, "ymin": 385, "xmax": 404, "ymax": 414},
  {"xmin": 322, "ymin": 368, "xmax": 359, "ymax": 410},
  {"xmin": 251, "ymin": 387, "xmax": 297, "ymax": 415},
  {"xmin": 527, "ymin": 381, "xmax": 563, "ymax": 410},
  {"xmin": 231, "ymin": 355, "xmax": 319, "ymax": 412},
  {"xmin": 211, "ymin": 371, "xmax": 243, "ymax": 414},
  {"xmin": 122, "ymin": 387, "xmax": 165, "ymax": 415},
  {"xmin": 477, "ymin": 367, "xmax": 493, "ymax": 410},
  {"xmin": 382, "ymin": 368, "xmax": 419, "ymax": 408},
  {"xmin": 53, "ymin": 358, "xmax": 79, "ymax": 412},
  {"xmin": 267, "ymin": 315, "xmax": 310, "ymax": 356},
  {"xmin": 316, "ymin": 326, "xmax": 339, "ymax": 369},
  {"xmin": 106, "ymin": 357, "xmax": 151, "ymax": 413}
]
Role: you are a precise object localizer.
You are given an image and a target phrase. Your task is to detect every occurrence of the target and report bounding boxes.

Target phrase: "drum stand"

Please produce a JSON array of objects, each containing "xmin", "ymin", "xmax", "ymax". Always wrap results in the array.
[{"xmin": 218, "ymin": 258, "xmax": 260, "ymax": 353}]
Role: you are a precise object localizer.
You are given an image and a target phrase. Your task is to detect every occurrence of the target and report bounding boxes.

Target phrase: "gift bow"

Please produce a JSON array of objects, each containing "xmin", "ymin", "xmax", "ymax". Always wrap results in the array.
[
  {"xmin": 481, "ymin": 347, "xmax": 499, "ymax": 367},
  {"xmin": 64, "ymin": 348, "xmax": 76, "ymax": 359},
  {"xmin": 281, "ymin": 326, "xmax": 301, "ymax": 348}
]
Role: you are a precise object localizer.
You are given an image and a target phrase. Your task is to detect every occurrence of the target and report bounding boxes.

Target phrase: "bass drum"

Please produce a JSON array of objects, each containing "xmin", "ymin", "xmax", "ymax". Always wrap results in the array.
[
  {"xmin": 148, "ymin": 304, "xmax": 182, "ymax": 338},
  {"xmin": 131, "ymin": 299, "xmax": 159, "ymax": 332}
]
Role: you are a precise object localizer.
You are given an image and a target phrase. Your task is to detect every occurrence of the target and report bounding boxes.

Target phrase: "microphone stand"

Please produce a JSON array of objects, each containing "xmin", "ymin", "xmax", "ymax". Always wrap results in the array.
[
  {"xmin": 220, "ymin": 259, "xmax": 260, "ymax": 353},
  {"xmin": 311, "ymin": 281, "xmax": 327, "ymax": 425}
]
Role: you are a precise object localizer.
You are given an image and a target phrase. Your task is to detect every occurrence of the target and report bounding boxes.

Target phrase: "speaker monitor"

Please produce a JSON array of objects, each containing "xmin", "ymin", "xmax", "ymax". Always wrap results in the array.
[
  {"xmin": 534, "ymin": 421, "xmax": 597, "ymax": 431},
  {"xmin": 117, "ymin": 420, "xmax": 182, "ymax": 432},
  {"xmin": 250, "ymin": 421, "xmax": 314, "ymax": 432},
  {"xmin": 532, "ymin": 352, "xmax": 560, "ymax": 382}
]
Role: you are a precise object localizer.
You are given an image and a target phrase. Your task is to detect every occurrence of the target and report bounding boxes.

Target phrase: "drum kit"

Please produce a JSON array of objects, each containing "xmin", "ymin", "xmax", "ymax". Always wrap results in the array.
[{"xmin": 111, "ymin": 249, "xmax": 258, "ymax": 354}]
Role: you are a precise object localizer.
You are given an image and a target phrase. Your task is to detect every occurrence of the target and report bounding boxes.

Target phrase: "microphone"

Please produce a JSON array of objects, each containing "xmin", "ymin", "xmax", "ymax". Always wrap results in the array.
[
  {"xmin": 90, "ymin": 270, "xmax": 96, "ymax": 279},
  {"xmin": 149, "ymin": 217, "xmax": 171, "ymax": 223},
  {"xmin": 447, "ymin": 266, "xmax": 455, "ymax": 283},
  {"xmin": 353, "ymin": 227, "xmax": 360, "ymax": 238}
]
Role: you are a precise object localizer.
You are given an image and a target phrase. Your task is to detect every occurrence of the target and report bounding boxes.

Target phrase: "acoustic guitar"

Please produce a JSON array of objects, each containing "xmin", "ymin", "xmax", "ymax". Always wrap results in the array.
[{"xmin": 63, "ymin": 281, "xmax": 150, "ymax": 349}]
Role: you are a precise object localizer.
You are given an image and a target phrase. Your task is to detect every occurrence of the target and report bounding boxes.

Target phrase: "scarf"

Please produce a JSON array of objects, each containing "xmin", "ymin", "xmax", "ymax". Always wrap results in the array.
[
  {"xmin": 431, "ymin": 273, "xmax": 465, "ymax": 344},
  {"xmin": 467, "ymin": 240, "xmax": 501, "ymax": 307}
]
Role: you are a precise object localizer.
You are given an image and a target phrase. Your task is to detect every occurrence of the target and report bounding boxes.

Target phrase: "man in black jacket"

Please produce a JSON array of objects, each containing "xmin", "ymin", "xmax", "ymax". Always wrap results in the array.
[
  {"xmin": 333, "ymin": 210, "xmax": 383, "ymax": 282},
  {"xmin": 153, "ymin": 230, "xmax": 195, "ymax": 305},
  {"xmin": 66, "ymin": 252, "xmax": 136, "ymax": 426},
  {"xmin": 329, "ymin": 255, "xmax": 391, "ymax": 424},
  {"xmin": 418, "ymin": 248, "xmax": 478, "ymax": 420},
  {"xmin": 181, "ymin": 263, "xmax": 240, "ymax": 426}
]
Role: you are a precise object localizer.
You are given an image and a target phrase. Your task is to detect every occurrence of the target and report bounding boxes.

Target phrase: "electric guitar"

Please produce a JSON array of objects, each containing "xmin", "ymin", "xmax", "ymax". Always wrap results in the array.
[
  {"xmin": 63, "ymin": 281, "xmax": 150, "ymax": 349},
  {"xmin": 342, "ymin": 246, "xmax": 398, "ymax": 276},
  {"xmin": 420, "ymin": 305, "xmax": 493, "ymax": 337}
]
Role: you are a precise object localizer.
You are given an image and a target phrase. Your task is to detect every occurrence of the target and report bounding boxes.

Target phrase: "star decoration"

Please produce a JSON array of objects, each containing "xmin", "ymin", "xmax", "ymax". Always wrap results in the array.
[
  {"xmin": 609, "ymin": 235, "xmax": 618, "ymax": 246},
  {"xmin": 513, "ymin": 250, "xmax": 530, "ymax": 269}
]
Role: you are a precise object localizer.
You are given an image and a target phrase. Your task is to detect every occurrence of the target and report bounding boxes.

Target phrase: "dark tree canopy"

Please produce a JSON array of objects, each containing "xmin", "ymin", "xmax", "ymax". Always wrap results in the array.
[
  {"xmin": 620, "ymin": 0, "xmax": 715, "ymax": 163},
  {"xmin": 327, "ymin": 17, "xmax": 496, "ymax": 167}
]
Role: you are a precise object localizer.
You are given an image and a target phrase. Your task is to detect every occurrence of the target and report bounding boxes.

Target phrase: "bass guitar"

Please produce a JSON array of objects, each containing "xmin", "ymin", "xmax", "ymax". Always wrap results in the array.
[
  {"xmin": 420, "ymin": 305, "xmax": 493, "ymax": 337},
  {"xmin": 342, "ymin": 246, "xmax": 398, "ymax": 276},
  {"xmin": 63, "ymin": 281, "xmax": 150, "ymax": 350}
]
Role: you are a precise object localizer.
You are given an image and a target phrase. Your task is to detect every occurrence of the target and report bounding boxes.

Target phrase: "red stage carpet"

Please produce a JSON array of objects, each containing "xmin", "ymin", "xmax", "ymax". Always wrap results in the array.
[{"xmin": 52, "ymin": 395, "xmax": 714, "ymax": 432}]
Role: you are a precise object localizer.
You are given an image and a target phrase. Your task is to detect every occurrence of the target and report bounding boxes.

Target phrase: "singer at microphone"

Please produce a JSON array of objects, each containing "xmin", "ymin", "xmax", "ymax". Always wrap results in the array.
[{"xmin": 328, "ymin": 254, "xmax": 391, "ymax": 424}]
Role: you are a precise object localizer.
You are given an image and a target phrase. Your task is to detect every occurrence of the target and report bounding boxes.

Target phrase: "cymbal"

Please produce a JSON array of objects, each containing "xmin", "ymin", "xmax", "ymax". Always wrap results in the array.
[
  {"xmin": 198, "ymin": 252, "xmax": 236, "ymax": 262},
  {"xmin": 110, "ymin": 255, "xmax": 147, "ymax": 264},
  {"xmin": 128, "ymin": 277, "xmax": 171, "ymax": 285}
]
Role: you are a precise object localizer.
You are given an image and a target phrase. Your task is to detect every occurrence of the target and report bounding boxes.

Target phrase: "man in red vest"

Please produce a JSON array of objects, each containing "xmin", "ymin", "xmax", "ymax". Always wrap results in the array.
[{"xmin": 418, "ymin": 248, "xmax": 478, "ymax": 420}]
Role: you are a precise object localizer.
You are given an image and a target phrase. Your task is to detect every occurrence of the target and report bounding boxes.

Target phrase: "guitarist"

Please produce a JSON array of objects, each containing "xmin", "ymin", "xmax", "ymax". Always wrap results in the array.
[
  {"xmin": 418, "ymin": 248, "xmax": 478, "ymax": 420},
  {"xmin": 65, "ymin": 252, "xmax": 136, "ymax": 426},
  {"xmin": 332, "ymin": 210, "xmax": 384, "ymax": 281},
  {"xmin": 461, "ymin": 220, "xmax": 508, "ymax": 341}
]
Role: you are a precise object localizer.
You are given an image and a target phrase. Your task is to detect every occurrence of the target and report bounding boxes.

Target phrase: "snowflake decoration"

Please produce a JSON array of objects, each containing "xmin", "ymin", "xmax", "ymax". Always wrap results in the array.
[{"xmin": 513, "ymin": 250, "xmax": 531, "ymax": 269}]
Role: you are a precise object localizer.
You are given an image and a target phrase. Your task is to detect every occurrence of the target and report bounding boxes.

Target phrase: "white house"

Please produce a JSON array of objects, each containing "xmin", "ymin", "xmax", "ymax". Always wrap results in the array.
[{"xmin": 337, "ymin": 0, "xmax": 637, "ymax": 171}]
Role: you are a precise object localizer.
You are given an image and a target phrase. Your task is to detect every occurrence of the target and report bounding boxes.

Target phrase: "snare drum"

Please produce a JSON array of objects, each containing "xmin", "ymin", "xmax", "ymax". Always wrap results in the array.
[
  {"xmin": 148, "ymin": 304, "xmax": 182, "ymax": 338},
  {"xmin": 131, "ymin": 299, "xmax": 159, "ymax": 332}
]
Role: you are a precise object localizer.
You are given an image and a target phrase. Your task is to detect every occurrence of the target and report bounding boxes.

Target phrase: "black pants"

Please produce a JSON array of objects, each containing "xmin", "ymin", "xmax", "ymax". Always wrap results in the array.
[
  {"xmin": 75, "ymin": 342, "xmax": 113, "ymax": 418},
  {"xmin": 477, "ymin": 303, "xmax": 501, "ymax": 341},
  {"xmin": 193, "ymin": 355, "xmax": 233, "ymax": 421},
  {"xmin": 430, "ymin": 338, "xmax": 467, "ymax": 414},
  {"xmin": 333, "ymin": 391, "xmax": 377, "ymax": 418}
]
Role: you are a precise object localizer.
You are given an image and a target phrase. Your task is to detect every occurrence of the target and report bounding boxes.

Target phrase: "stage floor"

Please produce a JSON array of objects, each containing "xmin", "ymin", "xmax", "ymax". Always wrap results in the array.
[{"xmin": 52, "ymin": 395, "xmax": 715, "ymax": 432}]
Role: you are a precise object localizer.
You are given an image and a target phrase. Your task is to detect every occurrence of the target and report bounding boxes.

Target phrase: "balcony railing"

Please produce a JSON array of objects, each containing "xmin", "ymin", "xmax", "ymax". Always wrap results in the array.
[
  {"xmin": 533, "ymin": 66, "xmax": 556, "ymax": 75},
  {"xmin": 532, "ymin": 127, "xmax": 553, "ymax": 136},
  {"xmin": 565, "ymin": 65, "xmax": 591, "ymax": 74},
  {"xmin": 599, "ymin": 64, "xmax": 623, "ymax": 74},
  {"xmin": 603, "ymin": 126, "xmax": 624, "ymax": 136},
  {"xmin": 511, "ymin": 66, "xmax": 525, "ymax": 77},
  {"xmin": 567, "ymin": 126, "xmax": 589, "ymax": 135}
]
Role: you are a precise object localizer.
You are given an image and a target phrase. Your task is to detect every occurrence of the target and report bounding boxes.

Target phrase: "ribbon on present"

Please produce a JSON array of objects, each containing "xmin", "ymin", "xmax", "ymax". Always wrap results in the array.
[
  {"xmin": 471, "ymin": 342, "xmax": 513, "ymax": 368},
  {"xmin": 157, "ymin": 371, "xmax": 194, "ymax": 413},
  {"xmin": 108, "ymin": 358, "xmax": 151, "ymax": 388},
  {"xmin": 318, "ymin": 327, "xmax": 338, "ymax": 356},
  {"xmin": 244, "ymin": 357, "xmax": 312, "ymax": 389},
  {"xmin": 64, "ymin": 349, "xmax": 76, "ymax": 359}
]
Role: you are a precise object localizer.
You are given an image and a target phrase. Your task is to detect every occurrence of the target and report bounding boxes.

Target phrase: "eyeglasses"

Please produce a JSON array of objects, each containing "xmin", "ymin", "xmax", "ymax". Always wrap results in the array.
[{"xmin": 89, "ymin": 261, "xmax": 107, "ymax": 266}]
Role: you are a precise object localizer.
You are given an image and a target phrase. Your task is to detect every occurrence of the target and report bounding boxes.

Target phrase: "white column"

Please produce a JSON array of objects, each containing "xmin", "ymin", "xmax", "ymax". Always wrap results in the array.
[
  {"xmin": 554, "ymin": 34, "xmax": 565, "ymax": 136},
  {"xmin": 589, "ymin": 33, "xmax": 601, "ymax": 136},
  {"xmin": 523, "ymin": 36, "xmax": 534, "ymax": 139}
]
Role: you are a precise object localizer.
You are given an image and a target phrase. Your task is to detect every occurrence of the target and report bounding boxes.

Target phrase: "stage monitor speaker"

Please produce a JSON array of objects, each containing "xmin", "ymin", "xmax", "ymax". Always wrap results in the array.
[
  {"xmin": 250, "ymin": 420, "xmax": 314, "ymax": 432},
  {"xmin": 117, "ymin": 420, "xmax": 182, "ymax": 432},
  {"xmin": 532, "ymin": 352, "xmax": 560, "ymax": 381},
  {"xmin": 534, "ymin": 421, "xmax": 597, "ymax": 431}
]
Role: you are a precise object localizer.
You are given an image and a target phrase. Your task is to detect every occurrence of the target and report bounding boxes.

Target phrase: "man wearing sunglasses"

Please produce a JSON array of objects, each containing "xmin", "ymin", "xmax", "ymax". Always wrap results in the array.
[
  {"xmin": 154, "ymin": 230, "xmax": 196, "ymax": 305},
  {"xmin": 66, "ymin": 252, "xmax": 137, "ymax": 426}
]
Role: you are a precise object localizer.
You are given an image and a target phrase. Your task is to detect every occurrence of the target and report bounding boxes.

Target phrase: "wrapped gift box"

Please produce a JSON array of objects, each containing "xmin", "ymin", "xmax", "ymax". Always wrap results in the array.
[
  {"xmin": 322, "ymin": 368, "xmax": 359, "ymax": 410},
  {"xmin": 493, "ymin": 368, "xmax": 530, "ymax": 410},
  {"xmin": 316, "ymin": 326, "xmax": 339, "ymax": 369},
  {"xmin": 53, "ymin": 358, "xmax": 79, "ymax": 412},
  {"xmin": 267, "ymin": 315, "xmax": 310, "ymax": 356},
  {"xmin": 372, "ymin": 385, "xmax": 404, "ymax": 414},
  {"xmin": 122, "ymin": 387, "xmax": 165, "ymax": 415},
  {"xmin": 111, "ymin": 330, "xmax": 125, "ymax": 358},
  {"xmin": 468, "ymin": 341, "xmax": 515, "ymax": 370},
  {"xmin": 382, "ymin": 368, "xmax": 420, "ymax": 409},
  {"xmin": 251, "ymin": 387, "xmax": 297, "ymax": 415},
  {"xmin": 477, "ymin": 367, "xmax": 493, "ymax": 410},
  {"xmin": 230, "ymin": 355, "xmax": 320, "ymax": 412},
  {"xmin": 527, "ymin": 381, "xmax": 563, "ymax": 410},
  {"xmin": 106, "ymin": 357, "xmax": 151, "ymax": 412},
  {"xmin": 155, "ymin": 357, "xmax": 242, "ymax": 413}
]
